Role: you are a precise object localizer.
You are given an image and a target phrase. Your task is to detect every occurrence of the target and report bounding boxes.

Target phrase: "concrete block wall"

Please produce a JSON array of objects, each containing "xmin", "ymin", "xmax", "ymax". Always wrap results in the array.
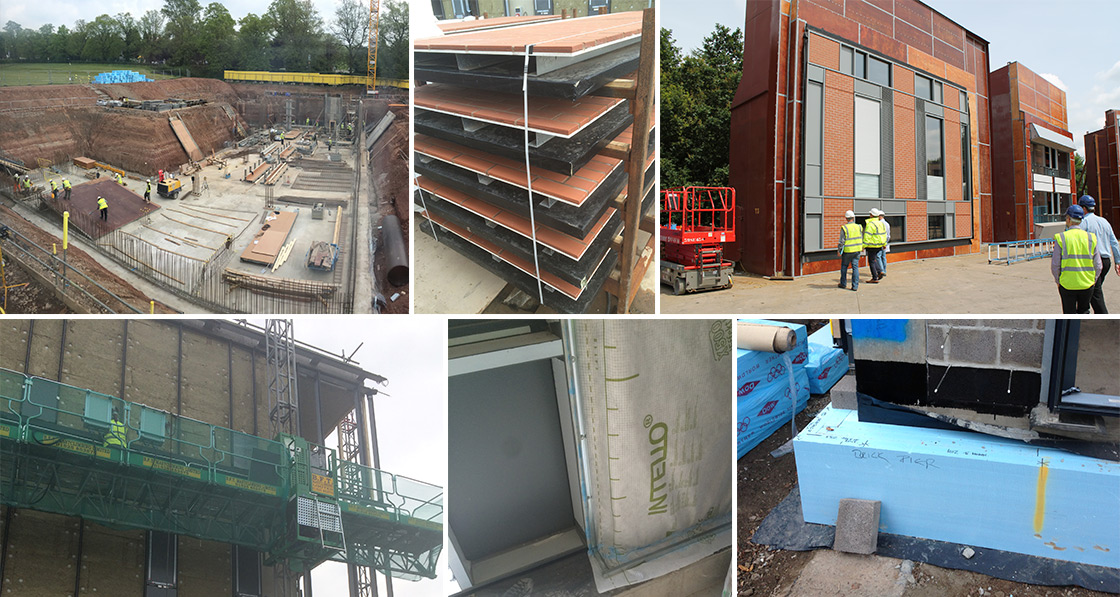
[{"xmin": 926, "ymin": 319, "xmax": 1046, "ymax": 373}]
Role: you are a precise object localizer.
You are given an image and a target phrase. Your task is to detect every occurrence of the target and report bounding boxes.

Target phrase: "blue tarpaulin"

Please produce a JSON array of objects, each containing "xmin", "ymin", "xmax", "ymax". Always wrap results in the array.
[{"xmin": 93, "ymin": 70, "xmax": 153, "ymax": 84}]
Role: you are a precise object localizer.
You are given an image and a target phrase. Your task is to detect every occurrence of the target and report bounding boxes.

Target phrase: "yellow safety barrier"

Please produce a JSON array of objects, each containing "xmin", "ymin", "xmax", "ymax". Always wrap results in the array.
[{"xmin": 223, "ymin": 71, "xmax": 409, "ymax": 89}]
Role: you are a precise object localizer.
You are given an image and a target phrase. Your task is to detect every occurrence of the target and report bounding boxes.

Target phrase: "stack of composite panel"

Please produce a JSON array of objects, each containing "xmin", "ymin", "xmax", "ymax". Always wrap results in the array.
[{"xmin": 414, "ymin": 12, "xmax": 656, "ymax": 313}]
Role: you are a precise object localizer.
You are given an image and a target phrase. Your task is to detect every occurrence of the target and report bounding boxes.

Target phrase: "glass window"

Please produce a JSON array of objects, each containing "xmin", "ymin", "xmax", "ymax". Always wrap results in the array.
[
  {"xmin": 884, "ymin": 215, "xmax": 906, "ymax": 243},
  {"xmin": 961, "ymin": 123, "xmax": 971, "ymax": 200},
  {"xmin": 147, "ymin": 531, "xmax": 177, "ymax": 588},
  {"xmin": 1058, "ymin": 150, "xmax": 1070, "ymax": 178},
  {"xmin": 960, "ymin": 90, "xmax": 968, "ymax": 112},
  {"xmin": 926, "ymin": 116, "xmax": 944, "ymax": 177},
  {"xmin": 805, "ymin": 81, "xmax": 823, "ymax": 197},
  {"xmin": 854, "ymin": 51, "xmax": 865, "ymax": 79},
  {"xmin": 915, "ymin": 74, "xmax": 932, "ymax": 101},
  {"xmin": 926, "ymin": 115, "xmax": 944, "ymax": 201},
  {"xmin": 932, "ymin": 81, "xmax": 943, "ymax": 104},
  {"xmin": 928, "ymin": 215, "xmax": 946, "ymax": 239},
  {"xmin": 867, "ymin": 56, "xmax": 891, "ymax": 87},
  {"xmin": 234, "ymin": 546, "xmax": 262, "ymax": 597},
  {"xmin": 855, "ymin": 96, "xmax": 881, "ymax": 198}
]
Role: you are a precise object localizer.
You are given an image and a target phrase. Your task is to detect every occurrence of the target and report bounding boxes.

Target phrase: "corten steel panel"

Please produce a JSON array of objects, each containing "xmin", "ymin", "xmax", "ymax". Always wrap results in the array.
[
  {"xmin": 930, "ymin": 9, "xmax": 965, "ymax": 49},
  {"xmin": 449, "ymin": 360, "xmax": 576, "ymax": 560},
  {"xmin": 894, "ymin": 0, "xmax": 932, "ymax": 32},
  {"xmin": 845, "ymin": 0, "xmax": 892, "ymax": 37},
  {"xmin": 988, "ymin": 67, "xmax": 1016, "ymax": 242},
  {"xmin": 799, "ymin": 0, "xmax": 860, "ymax": 41},
  {"xmin": 894, "ymin": 17, "xmax": 932, "ymax": 55},
  {"xmin": 730, "ymin": 96, "xmax": 777, "ymax": 274},
  {"xmin": 859, "ymin": 25, "xmax": 906, "ymax": 63},
  {"xmin": 864, "ymin": 0, "xmax": 892, "ymax": 13}
]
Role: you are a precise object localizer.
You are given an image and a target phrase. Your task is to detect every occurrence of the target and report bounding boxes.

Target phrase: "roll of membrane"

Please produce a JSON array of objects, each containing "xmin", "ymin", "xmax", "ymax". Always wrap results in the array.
[{"xmin": 737, "ymin": 321, "xmax": 797, "ymax": 353}]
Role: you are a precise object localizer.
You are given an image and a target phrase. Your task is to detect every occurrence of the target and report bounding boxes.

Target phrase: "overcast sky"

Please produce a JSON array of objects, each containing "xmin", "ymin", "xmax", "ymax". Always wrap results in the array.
[
  {"xmin": 2, "ymin": 0, "xmax": 360, "ymax": 36},
  {"xmin": 244, "ymin": 316, "xmax": 447, "ymax": 597},
  {"xmin": 662, "ymin": 0, "xmax": 1120, "ymax": 156}
]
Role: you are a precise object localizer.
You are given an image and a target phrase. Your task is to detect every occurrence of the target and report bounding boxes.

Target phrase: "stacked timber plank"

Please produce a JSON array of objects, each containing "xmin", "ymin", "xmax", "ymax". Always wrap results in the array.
[{"xmin": 414, "ymin": 11, "xmax": 655, "ymax": 313}]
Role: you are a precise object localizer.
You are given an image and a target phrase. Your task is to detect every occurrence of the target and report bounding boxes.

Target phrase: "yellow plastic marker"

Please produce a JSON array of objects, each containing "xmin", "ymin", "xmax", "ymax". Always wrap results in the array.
[
  {"xmin": 150, "ymin": 300, "xmax": 155, "ymax": 314},
  {"xmin": 62, "ymin": 211, "xmax": 69, "ymax": 250}
]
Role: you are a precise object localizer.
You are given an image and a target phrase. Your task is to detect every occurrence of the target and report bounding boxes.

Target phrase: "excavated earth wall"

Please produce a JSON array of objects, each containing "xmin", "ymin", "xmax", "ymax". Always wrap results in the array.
[{"xmin": 0, "ymin": 78, "xmax": 247, "ymax": 175}]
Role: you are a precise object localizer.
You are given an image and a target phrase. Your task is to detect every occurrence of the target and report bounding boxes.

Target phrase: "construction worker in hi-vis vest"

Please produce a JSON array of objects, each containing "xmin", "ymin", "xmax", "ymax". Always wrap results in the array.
[
  {"xmin": 1053, "ymin": 204, "xmax": 1100, "ymax": 314},
  {"xmin": 837, "ymin": 210, "xmax": 863, "ymax": 291},
  {"xmin": 97, "ymin": 196, "xmax": 109, "ymax": 221},
  {"xmin": 63, "ymin": 178, "xmax": 71, "ymax": 200},
  {"xmin": 862, "ymin": 208, "xmax": 887, "ymax": 283},
  {"xmin": 104, "ymin": 409, "xmax": 127, "ymax": 448}
]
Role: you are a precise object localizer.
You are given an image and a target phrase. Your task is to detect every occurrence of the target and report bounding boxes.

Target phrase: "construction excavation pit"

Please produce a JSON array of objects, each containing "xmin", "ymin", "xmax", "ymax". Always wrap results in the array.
[{"xmin": 0, "ymin": 77, "xmax": 408, "ymax": 314}]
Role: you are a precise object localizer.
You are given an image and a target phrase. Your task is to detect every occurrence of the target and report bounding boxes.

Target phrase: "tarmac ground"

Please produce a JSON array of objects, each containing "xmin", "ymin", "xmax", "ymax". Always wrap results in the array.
[{"xmin": 662, "ymin": 251, "xmax": 1120, "ymax": 314}]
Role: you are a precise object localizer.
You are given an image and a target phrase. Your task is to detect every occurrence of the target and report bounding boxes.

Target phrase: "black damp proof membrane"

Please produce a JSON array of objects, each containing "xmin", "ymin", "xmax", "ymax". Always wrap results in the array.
[
  {"xmin": 418, "ymin": 218, "xmax": 617, "ymax": 314},
  {"xmin": 418, "ymin": 189, "xmax": 622, "ymax": 289},
  {"xmin": 413, "ymin": 43, "xmax": 640, "ymax": 100},
  {"xmin": 854, "ymin": 393, "xmax": 1120, "ymax": 462},
  {"xmin": 751, "ymin": 485, "xmax": 1120, "ymax": 594},
  {"xmin": 854, "ymin": 360, "xmax": 1042, "ymax": 417},
  {"xmin": 414, "ymin": 100, "xmax": 633, "ymax": 176}
]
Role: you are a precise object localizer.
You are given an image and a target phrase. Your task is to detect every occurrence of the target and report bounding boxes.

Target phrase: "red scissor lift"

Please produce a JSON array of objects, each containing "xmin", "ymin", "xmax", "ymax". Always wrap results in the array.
[{"xmin": 660, "ymin": 186, "xmax": 736, "ymax": 294}]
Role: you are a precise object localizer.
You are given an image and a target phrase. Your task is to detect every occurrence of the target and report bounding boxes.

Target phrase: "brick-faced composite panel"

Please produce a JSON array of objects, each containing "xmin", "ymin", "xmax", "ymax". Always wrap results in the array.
[
  {"xmin": 730, "ymin": 0, "xmax": 991, "ymax": 277},
  {"xmin": 414, "ymin": 11, "xmax": 641, "ymax": 54},
  {"xmin": 437, "ymin": 14, "xmax": 561, "ymax": 34},
  {"xmin": 414, "ymin": 12, "xmax": 653, "ymax": 312}
]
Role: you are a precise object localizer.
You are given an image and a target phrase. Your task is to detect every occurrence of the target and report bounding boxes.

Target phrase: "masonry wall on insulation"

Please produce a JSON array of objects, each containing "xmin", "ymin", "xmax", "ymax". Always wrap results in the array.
[{"xmin": 0, "ymin": 319, "xmax": 301, "ymax": 597}]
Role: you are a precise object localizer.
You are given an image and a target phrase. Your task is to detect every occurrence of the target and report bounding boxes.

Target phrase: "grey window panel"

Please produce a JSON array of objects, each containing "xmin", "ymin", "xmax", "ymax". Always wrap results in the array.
[
  {"xmin": 855, "ymin": 79, "xmax": 880, "ymax": 98},
  {"xmin": 854, "ymin": 199, "xmax": 881, "ymax": 214},
  {"xmin": 804, "ymin": 196, "xmax": 823, "ymax": 214},
  {"xmin": 916, "ymin": 98, "xmax": 926, "ymax": 200},
  {"xmin": 925, "ymin": 103, "xmax": 944, "ymax": 118},
  {"xmin": 449, "ymin": 360, "xmax": 576, "ymax": 561},
  {"xmin": 881, "ymin": 200, "xmax": 906, "ymax": 214},
  {"xmin": 805, "ymin": 214, "xmax": 822, "ymax": 252},
  {"xmin": 805, "ymin": 82, "xmax": 823, "ymax": 166},
  {"xmin": 854, "ymin": 97, "xmax": 880, "ymax": 176},
  {"xmin": 933, "ymin": 81, "xmax": 943, "ymax": 105},
  {"xmin": 960, "ymin": 90, "xmax": 968, "ymax": 112},
  {"xmin": 855, "ymin": 174, "xmax": 880, "ymax": 197},
  {"xmin": 947, "ymin": 213, "xmax": 955, "ymax": 237},
  {"xmin": 805, "ymin": 164, "xmax": 822, "ymax": 197},
  {"xmin": 840, "ymin": 46, "xmax": 853, "ymax": 75},
  {"xmin": 880, "ymin": 88, "xmax": 894, "ymax": 198},
  {"xmin": 807, "ymin": 64, "xmax": 825, "ymax": 83},
  {"xmin": 927, "ymin": 175, "xmax": 945, "ymax": 202}
]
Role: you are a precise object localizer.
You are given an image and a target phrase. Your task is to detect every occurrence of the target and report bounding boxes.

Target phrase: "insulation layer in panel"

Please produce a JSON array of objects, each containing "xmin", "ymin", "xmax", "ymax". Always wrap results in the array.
[
  {"xmin": 414, "ymin": 12, "xmax": 642, "ymax": 56},
  {"xmin": 414, "ymin": 100, "xmax": 632, "ymax": 176},
  {"xmin": 415, "ymin": 133, "xmax": 621, "ymax": 207},
  {"xmin": 794, "ymin": 405, "xmax": 1120, "ymax": 569},
  {"xmin": 418, "ymin": 216, "xmax": 616, "ymax": 314},
  {"xmin": 414, "ymin": 42, "xmax": 639, "ymax": 100},
  {"xmin": 415, "ymin": 84, "xmax": 624, "ymax": 138}
]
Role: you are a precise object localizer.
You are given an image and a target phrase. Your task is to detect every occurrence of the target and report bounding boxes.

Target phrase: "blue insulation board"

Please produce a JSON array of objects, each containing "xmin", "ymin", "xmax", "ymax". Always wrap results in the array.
[
  {"xmin": 737, "ymin": 367, "xmax": 810, "ymax": 458},
  {"xmin": 736, "ymin": 320, "xmax": 811, "ymax": 459},
  {"xmin": 805, "ymin": 322, "xmax": 846, "ymax": 395},
  {"xmin": 794, "ymin": 405, "xmax": 1120, "ymax": 569}
]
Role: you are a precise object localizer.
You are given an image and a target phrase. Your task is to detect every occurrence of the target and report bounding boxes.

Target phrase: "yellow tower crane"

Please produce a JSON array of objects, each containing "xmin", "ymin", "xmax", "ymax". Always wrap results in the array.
[{"xmin": 367, "ymin": 0, "xmax": 380, "ymax": 95}]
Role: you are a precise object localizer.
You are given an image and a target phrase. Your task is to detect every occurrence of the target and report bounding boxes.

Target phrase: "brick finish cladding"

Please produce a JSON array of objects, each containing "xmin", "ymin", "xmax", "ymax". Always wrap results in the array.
[{"xmin": 729, "ymin": 0, "xmax": 990, "ymax": 277}]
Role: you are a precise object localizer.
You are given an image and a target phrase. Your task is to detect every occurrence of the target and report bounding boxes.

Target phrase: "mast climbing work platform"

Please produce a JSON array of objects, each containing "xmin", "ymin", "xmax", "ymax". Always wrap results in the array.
[{"xmin": 0, "ymin": 368, "xmax": 442, "ymax": 580}]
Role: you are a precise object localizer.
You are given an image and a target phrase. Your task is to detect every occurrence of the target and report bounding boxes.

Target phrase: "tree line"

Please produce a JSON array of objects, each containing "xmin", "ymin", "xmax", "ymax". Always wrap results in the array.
[{"xmin": 0, "ymin": 0, "xmax": 408, "ymax": 81}]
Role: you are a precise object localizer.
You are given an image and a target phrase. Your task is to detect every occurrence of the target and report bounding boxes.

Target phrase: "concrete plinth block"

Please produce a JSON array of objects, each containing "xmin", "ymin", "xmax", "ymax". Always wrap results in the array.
[
  {"xmin": 833, "ymin": 498, "xmax": 881, "ymax": 554},
  {"xmin": 830, "ymin": 374, "xmax": 857, "ymax": 410}
]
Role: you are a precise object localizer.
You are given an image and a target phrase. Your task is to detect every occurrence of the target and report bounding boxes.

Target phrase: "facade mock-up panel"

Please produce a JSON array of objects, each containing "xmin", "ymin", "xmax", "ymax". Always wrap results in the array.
[
  {"xmin": 1085, "ymin": 109, "xmax": 1120, "ymax": 224},
  {"xmin": 730, "ymin": 0, "xmax": 990, "ymax": 277},
  {"xmin": 989, "ymin": 62, "xmax": 1077, "ymax": 242}
]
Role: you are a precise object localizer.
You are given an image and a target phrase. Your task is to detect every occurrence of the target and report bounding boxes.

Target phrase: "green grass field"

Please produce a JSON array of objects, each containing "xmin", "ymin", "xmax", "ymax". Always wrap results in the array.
[{"xmin": 0, "ymin": 63, "xmax": 180, "ymax": 87}]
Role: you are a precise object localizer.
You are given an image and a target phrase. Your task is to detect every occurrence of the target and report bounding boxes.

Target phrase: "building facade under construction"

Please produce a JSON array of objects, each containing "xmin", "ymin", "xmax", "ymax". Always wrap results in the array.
[{"xmin": 0, "ymin": 319, "xmax": 442, "ymax": 596}]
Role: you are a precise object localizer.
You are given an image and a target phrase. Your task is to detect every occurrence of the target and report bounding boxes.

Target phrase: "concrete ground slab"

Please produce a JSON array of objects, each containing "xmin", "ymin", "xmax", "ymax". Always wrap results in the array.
[{"xmin": 662, "ymin": 251, "xmax": 1120, "ymax": 314}]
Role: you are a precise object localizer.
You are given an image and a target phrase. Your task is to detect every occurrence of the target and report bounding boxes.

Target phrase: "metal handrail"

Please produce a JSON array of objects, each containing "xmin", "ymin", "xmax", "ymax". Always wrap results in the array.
[{"xmin": 987, "ymin": 238, "xmax": 1054, "ymax": 265}]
